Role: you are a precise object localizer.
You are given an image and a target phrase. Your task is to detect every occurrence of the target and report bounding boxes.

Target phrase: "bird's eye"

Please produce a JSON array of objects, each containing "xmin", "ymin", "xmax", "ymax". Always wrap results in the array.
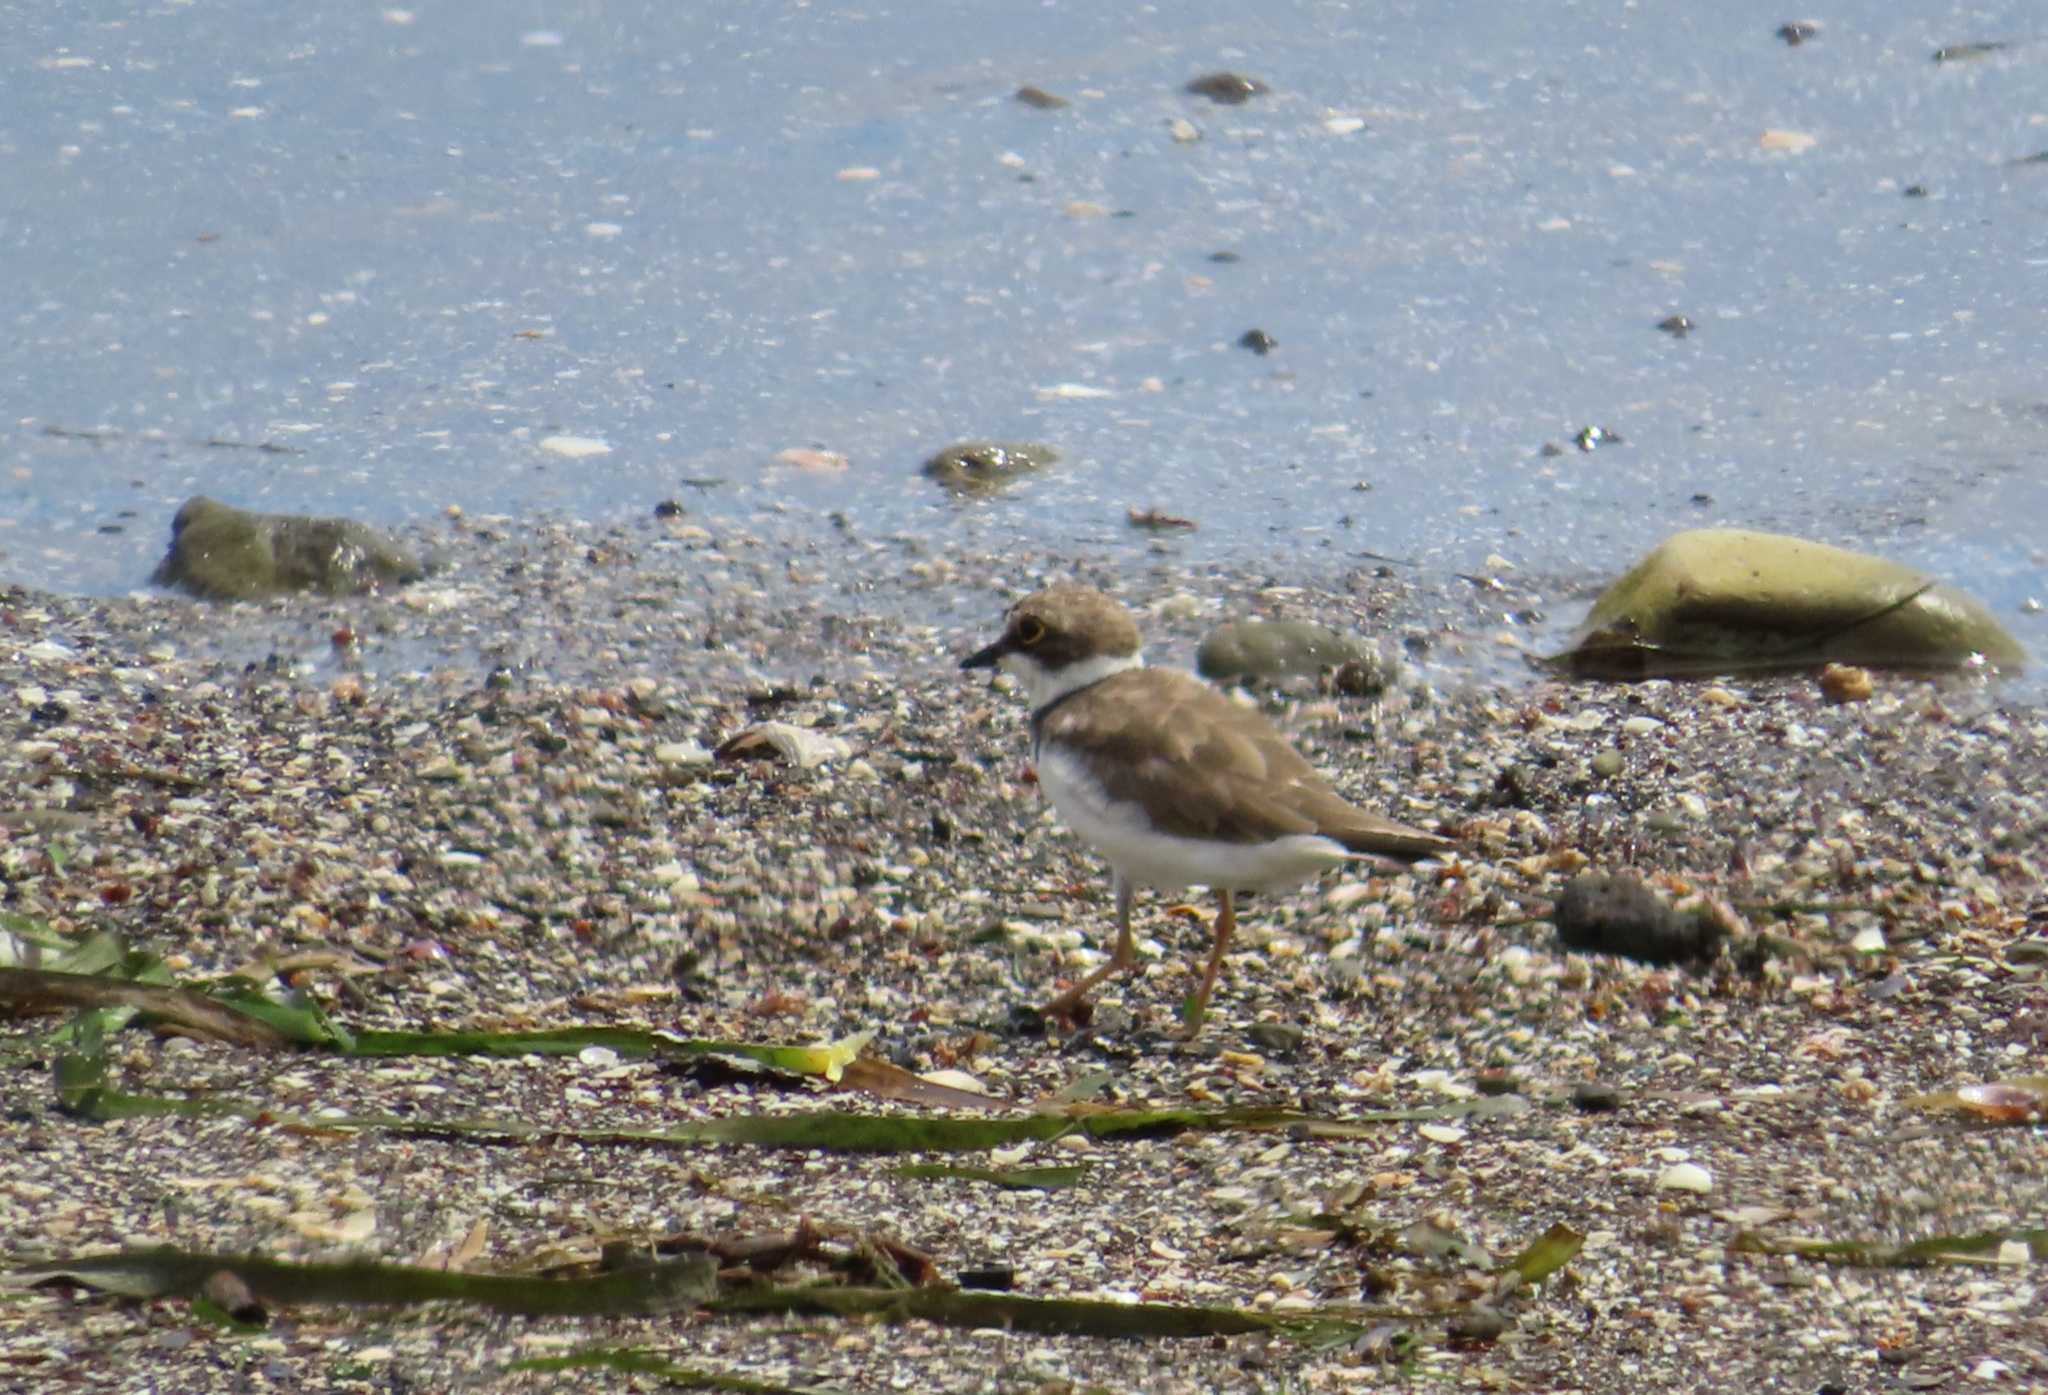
[{"xmin": 1015, "ymin": 617, "xmax": 1046, "ymax": 646}]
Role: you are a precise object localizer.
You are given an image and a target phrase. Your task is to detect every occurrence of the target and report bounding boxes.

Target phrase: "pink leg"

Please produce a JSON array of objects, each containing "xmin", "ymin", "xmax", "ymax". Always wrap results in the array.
[
  {"xmin": 1183, "ymin": 890, "xmax": 1237, "ymax": 1032},
  {"xmin": 1042, "ymin": 875, "xmax": 1137, "ymax": 1022}
]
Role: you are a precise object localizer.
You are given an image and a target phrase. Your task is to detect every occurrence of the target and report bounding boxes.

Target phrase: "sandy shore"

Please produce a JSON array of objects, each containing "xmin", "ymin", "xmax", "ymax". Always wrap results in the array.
[{"xmin": 3, "ymin": 514, "xmax": 2044, "ymax": 1392}]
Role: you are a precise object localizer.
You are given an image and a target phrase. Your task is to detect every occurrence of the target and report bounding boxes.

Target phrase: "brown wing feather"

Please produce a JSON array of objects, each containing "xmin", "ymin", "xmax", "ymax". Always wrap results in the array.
[{"xmin": 1038, "ymin": 670, "xmax": 1452, "ymax": 857}]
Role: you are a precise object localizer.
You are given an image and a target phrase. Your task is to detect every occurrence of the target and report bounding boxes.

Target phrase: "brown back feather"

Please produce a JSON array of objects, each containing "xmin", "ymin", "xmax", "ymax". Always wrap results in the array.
[{"xmin": 1036, "ymin": 669, "xmax": 1452, "ymax": 858}]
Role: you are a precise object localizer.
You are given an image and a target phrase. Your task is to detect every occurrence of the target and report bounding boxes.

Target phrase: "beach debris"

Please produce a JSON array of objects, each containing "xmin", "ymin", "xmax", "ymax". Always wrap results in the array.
[
  {"xmin": 714, "ymin": 721, "xmax": 853, "ymax": 769},
  {"xmin": 1127, "ymin": 507, "xmax": 1197, "ymax": 533}
]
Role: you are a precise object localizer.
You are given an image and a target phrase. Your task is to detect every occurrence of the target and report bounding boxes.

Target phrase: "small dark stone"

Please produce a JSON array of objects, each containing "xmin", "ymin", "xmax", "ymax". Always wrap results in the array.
[
  {"xmin": 1656, "ymin": 314, "xmax": 1695, "ymax": 338},
  {"xmin": 670, "ymin": 948, "xmax": 706, "ymax": 986},
  {"xmin": 1005, "ymin": 1001, "xmax": 1052, "ymax": 1035},
  {"xmin": 624, "ymin": 687, "xmax": 671, "ymax": 719},
  {"xmin": 1776, "ymin": 21, "xmax": 1819, "ymax": 46},
  {"xmin": 1238, "ymin": 328, "xmax": 1277, "ymax": 355},
  {"xmin": 1489, "ymin": 765, "xmax": 1536, "ymax": 809},
  {"xmin": 1446, "ymin": 1304, "xmax": 1508, "ymax": 1343},
  {"xmin": 1903, "ymin": 184, "xmax": 1930, "ymax": 198},
  {"xmin": 958, "ymin": 1263, "xmax": 1015, "ymax": 1290},
  {"xmin": 200, "ymin": 1270, "xmax": 268, "ymax": 1326},
  {"xmin": 1208, "ymin": 250, "xmax": 1241, "ymax": 263},
  {"xmin": 1326, "ymin": 654, "xmax": 1396, "ymax": 698},
  {"xmin": 599, "ymin": 1238, "xmax": 652, "ymax": 1269},
  {"xmin": 1185, "ymin": 71, "xmax": 1269, "ymax": 105},
  {"xmin": 653, "ymin": 499, "xmax": 686, "ymax": 518},
  {"xmin": 1014, "ymin": 85, "xmax": 1067, "ymax": 110},
  {"xmin": 1247, "ymin": 1022, "xmax": 1306, "ymax": 1056},
  {"xmin": 1572, "ymin": 1081, "xmax": 1624, "ymax": 1113},
  {"xmin": 929, "ymin": 811, "xmax": 954, "ymax": 843},
  {"xmin": 1553, "ymin": 871, "xmax": 1726, "ymax": 966},
  {"xmin": 27, "ymin": 701, "xmax": 69, "ymax": 725},
  {"xmin": 1691, "ymin": 492, "xmax": 1714, "ymax": 505}
]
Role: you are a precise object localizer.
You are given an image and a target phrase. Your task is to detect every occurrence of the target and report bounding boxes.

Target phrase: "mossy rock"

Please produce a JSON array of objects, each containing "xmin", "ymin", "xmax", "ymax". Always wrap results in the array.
[
  {"xmin": 1196, "ymin": 620, "xmax": 1370, "ymax": 686},
  {"xmin": 151, "ymin": 497, "xmax": 426, "ymax": 602},
  {"xmin": 922, "ymin": 442, "xmax": 1058, "ymax": 495},
  {"xmin": 1554, "ymin": 528, "xmax": 2025, "ymax": 678}
]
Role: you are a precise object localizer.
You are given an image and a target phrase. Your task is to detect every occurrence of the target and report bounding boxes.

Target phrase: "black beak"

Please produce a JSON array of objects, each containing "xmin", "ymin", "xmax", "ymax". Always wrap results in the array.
[{"xmin": 960, "ymin": 635, "xmax": 1010, "ymax": 671}]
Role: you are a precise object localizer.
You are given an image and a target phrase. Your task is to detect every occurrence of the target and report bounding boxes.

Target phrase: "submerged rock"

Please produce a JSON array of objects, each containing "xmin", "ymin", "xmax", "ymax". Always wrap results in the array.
[
  {"xmin": 1555, "ymin": 528, "xmax": 2025, "ymax": 678},
  {"xmin": 151, "ymin": 497, "xmax": 427, "ymax": 602},
  {"xmin": 922, "ymin": 441, "xmax": 1058, "ymax": 495}
]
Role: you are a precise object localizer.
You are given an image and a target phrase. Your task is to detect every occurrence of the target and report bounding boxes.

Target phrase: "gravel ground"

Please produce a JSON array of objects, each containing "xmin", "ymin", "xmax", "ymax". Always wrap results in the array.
[{"xmin": 2, "ymin": 511, "xmax": 2044, "ymax": 1393}]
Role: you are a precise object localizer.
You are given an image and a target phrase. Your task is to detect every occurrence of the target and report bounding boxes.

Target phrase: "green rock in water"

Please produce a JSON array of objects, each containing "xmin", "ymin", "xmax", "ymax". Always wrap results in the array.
[
  {"xmin": 922, "ymin": 441, "xmax": 1058, "ymax": 495},
  {"xmin": 151, "ymin": 496, "xmax": 426, "ymax": 601},
  {"xmin": 1555, "ymin": 528, "xmax": 2026, "ymax": 678},
  {"xmin": 1196, "ymin": 620, "xmax": 1367, "ymax": 686}
]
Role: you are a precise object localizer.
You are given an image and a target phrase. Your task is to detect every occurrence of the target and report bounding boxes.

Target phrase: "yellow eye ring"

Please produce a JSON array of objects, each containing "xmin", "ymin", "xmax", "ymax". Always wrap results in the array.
[{"xmin": 1016, "ymin": 617, "xmax": 1046, "ymax": 646}]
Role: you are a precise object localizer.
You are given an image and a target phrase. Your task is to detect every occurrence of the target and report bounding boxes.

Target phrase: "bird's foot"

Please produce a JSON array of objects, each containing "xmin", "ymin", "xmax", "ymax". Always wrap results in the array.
[{"xmin": 1036, "ymin": 984, "xmax": 1098, "ymax": 1029}]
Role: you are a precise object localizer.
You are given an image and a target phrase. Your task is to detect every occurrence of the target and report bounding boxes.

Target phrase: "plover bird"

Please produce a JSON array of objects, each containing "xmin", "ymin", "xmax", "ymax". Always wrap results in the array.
[{"xmin": 962, "ymin": 583, "xmax": 1453, "ymax": 1028}]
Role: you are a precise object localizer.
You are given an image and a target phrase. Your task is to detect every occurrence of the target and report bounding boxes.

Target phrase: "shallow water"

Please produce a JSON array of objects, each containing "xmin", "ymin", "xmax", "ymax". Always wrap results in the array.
[{"xmin": 6, "ymin": 0, "xmax": 2043, "ymax": 682}]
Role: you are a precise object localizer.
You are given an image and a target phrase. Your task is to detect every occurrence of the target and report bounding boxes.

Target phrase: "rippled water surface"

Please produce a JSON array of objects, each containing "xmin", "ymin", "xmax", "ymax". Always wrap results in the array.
[{"xmin": 6, "ymin": 1, "xmax": 2044, "ymax": 676}]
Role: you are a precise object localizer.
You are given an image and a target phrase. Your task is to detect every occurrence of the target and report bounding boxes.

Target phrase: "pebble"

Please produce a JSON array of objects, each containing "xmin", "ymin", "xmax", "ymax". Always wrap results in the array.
[
  {"xmin": 1447, "ymin": 1305, "xmax": 1508, "ymax": 1342},
  {"xmin": 1572, "ymin": 1082, "xmax": 1623, "ymax": 1113},
  {"xmin": 1246, "ymin": 1022, "xmax": 1306, "ymax": 1055},
  {"xmin": 538, "ymin": 435, "xmax": 611, "ymax": 459},
  {"xmin": 1655, "ymin": 1163, "xmax": 1713, "ymax": 1194},
  {"xmin": 1183, "ymin": 72, "xmax": 1269, "ymax": 105}
]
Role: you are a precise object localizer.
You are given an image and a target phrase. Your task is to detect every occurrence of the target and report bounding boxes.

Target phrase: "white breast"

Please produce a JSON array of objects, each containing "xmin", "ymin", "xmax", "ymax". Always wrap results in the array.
[{"xmin": 1034, "ymin": 743, "xmax": 1355, "ymax": 894}]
